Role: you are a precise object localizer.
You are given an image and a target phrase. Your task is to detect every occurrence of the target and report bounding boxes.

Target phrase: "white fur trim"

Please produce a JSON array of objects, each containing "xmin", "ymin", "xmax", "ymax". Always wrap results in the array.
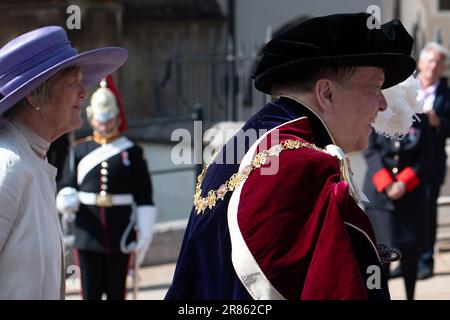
[{"xmin": 374, "ymin": 76, "xmax": 424, "ymax": 139}]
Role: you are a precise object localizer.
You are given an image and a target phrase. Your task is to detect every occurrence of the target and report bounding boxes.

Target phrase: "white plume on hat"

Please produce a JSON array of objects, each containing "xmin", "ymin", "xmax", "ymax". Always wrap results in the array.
[{"xmin": 372, "ymin": 75, "xmax": 424, "ymax": 139}]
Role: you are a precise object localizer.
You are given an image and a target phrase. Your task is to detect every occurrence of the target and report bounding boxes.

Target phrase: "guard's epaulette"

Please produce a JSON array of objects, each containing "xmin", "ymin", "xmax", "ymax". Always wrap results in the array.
[{"xmin": 71, "ymin": 135, "xmax": 93, "ymax": 147}]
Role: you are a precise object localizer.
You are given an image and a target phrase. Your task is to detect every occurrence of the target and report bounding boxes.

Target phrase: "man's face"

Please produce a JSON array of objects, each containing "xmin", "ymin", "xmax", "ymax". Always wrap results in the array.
[
  {"xmin": 330, "ymin": 66, "xmax": 387, "ymax": 152},
  {"xmin": 90, "ymin": 116, "xmax": 119, "ymax": 136},
  {"xmin": 418, "ymin": 49, "xmax": 446, "ymax": 85}
]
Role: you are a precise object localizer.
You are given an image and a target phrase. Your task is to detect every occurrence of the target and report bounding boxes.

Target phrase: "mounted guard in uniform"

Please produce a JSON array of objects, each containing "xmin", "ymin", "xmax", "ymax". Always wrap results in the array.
[{"xmin": 57, "ymin": 76, "xmax": 156, "ymax": 300}]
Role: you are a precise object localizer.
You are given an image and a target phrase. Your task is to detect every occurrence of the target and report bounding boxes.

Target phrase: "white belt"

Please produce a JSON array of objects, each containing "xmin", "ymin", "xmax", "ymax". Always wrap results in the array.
[{"xmin": 79, "ymin": 191, "xmax": 134, "ymax": 207}]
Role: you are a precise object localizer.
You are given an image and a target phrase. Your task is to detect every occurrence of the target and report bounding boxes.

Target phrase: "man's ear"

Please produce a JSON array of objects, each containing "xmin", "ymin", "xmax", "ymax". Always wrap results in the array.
[{"xmin": 315, "ymin": 79, "xmax": 334, "ymax": 113}]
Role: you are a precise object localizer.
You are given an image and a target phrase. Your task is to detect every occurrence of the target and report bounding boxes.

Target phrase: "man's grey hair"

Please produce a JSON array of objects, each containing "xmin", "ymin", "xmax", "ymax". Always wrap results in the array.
[
  {"xmin": 271, "ymin": 66, "xmax": 357, "ymax": 95},
  {"xmin": 419, "ymin": 42, "xmax": 450, "ymax": 62}
]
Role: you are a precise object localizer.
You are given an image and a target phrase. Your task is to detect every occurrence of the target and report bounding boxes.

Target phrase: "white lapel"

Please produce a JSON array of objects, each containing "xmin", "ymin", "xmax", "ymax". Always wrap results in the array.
[
  {"xmin": 324, "ymin": 144, "xmax": 369, "ymax": 206},
  {"xmin": 77, "ymin": 136, "xmax": 134, "ymax": 185}
]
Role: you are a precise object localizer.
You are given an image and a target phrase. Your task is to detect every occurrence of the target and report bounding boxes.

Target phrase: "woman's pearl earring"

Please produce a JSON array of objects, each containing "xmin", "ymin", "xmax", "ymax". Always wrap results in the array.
[{"xmin": 35, "ymin": 107, "xmax": 40, "ymax": 111}]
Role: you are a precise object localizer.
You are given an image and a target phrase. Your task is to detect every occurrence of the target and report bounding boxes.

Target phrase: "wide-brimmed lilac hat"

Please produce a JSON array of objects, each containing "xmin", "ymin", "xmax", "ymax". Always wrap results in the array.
[{"xmin": 0, "ymin": 26, "xmax": 128, "ymax": 115}]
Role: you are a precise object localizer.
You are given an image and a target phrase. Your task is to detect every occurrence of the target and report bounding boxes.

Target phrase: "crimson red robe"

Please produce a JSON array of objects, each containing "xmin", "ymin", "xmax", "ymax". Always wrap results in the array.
[{"xmin": 166, "ymin": 97, "xmax": 389, "ymax": 300}]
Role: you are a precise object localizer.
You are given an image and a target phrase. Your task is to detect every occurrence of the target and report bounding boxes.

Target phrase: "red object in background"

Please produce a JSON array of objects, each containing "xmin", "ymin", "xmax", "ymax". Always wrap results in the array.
[
  {"xmin": 397, "ymin": 166, "xmax": 420, "ymax": 192},
  {"xmin": 105, "ymin": 74, "xmax": 128, "ymax": 133},
  {"xmin": 372, "ymin": 168, "xmax": 395, "ymax": 192}
]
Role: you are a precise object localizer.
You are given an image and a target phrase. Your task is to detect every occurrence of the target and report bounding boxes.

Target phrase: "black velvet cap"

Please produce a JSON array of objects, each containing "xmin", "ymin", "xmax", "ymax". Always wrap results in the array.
[{"xmin": 253, "ymin": 12, "xmax": 416, "ymax": 94}]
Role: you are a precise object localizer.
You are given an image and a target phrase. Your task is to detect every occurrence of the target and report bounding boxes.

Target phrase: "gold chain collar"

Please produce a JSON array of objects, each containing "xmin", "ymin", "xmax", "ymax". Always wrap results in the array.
[{"xmin": 193, "ymin": 139, "xmax": 327, "ymax": 214}]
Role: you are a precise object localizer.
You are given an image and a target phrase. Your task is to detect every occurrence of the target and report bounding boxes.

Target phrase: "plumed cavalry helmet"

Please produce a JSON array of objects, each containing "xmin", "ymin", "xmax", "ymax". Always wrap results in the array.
[{"xmin": 86, "ymin": 79, "xmax": 119, "ymax": 123}]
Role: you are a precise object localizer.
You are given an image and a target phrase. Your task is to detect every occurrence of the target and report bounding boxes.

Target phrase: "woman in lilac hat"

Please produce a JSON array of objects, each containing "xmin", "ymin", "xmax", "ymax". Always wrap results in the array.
[{"xmin": 0, "ymin": 26, "xmax": 127, "ymax": 299}]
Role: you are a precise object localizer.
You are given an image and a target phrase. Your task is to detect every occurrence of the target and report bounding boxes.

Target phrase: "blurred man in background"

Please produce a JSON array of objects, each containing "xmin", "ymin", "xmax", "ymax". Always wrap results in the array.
[{"xmin": 415, "ymin": 42, "xmax": 450, "ymax": 280}]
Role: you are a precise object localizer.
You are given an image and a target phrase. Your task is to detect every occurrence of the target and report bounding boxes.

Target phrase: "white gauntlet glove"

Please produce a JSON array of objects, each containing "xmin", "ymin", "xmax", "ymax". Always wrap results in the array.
[
  {"xmin": 129, "ymin": 205, "xmax": 157, "ymax": 265},
  {"xmin": 56, "ymin": 187, "xmax": 79, "ymax": 220}
]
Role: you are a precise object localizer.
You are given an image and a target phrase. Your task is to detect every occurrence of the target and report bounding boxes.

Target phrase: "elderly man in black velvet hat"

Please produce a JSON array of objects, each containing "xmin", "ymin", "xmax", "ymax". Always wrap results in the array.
[{"xmin": 166, "ymin": 13, "xmax": 417, "ymax": 300}]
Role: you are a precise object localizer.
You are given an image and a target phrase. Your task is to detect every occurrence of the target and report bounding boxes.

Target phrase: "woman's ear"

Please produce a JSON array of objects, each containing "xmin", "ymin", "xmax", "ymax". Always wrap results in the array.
[
  {"xmin": 315, "ymin": 79, "xmax": 335, "ymax": 113},
  {"xmin": 25, "ymin": 95, "xmax": 40, "ymax": 110}
]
